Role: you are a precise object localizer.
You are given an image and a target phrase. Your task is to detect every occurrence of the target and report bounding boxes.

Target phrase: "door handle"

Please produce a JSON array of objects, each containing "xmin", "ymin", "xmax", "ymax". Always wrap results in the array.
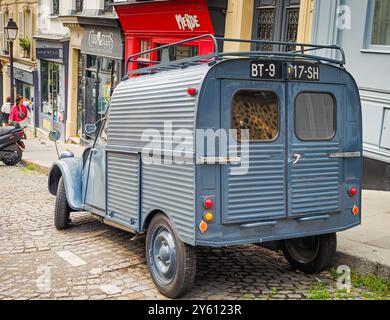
[{"xmin": 291, "ymin": 153, "xmax": 302, "ymax": 165}]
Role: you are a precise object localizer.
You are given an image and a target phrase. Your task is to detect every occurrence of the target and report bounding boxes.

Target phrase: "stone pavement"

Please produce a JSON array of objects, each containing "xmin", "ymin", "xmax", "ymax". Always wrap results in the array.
[{"xmin": 1, "ymin": 165, "xmax": 387, "ymax": 300}]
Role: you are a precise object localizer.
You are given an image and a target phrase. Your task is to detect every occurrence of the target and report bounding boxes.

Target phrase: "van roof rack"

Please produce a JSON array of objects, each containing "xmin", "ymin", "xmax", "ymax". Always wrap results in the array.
[{"xmin": 124, "ymin": 34, "xmax": 346, "ymax": 79}]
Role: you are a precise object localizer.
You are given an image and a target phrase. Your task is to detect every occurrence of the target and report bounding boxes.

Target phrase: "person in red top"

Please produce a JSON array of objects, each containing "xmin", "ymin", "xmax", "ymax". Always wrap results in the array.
[{"xmin": 9, "ymin": 96, "xmax": 28, "ymax": 124}]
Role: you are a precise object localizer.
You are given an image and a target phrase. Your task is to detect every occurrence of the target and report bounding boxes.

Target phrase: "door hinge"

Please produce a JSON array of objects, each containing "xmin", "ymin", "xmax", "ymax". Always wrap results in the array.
[
  {"xmin": 197, "ymin": 157, "xmax": 241, "ymax": 165},
  {"xmin": 329, "ymin": 152, "xmax": 361, "ymax": 158}
]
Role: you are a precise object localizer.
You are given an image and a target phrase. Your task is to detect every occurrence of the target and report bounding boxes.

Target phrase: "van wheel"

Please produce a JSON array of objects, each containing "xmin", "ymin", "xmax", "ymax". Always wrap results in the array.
[
  {"xmin": 54, "ymin": 177, "xmax": 71, "ymax": 230},
  {"xmin": 146, "ymin": 214, "xmax": 197, "ymax": 298},
  {"xmin": 282, "ymin": 233, "xmax": 337, "ymax": 274}
]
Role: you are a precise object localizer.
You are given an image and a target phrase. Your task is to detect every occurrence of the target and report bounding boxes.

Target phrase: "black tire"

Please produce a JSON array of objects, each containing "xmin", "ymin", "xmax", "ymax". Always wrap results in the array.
[
  {"xmin": 282, "ymin": 233, "xmax": 337, "ymax": 274},
  {"xmin": 2, "ymin": 147, "xmax": 22, "ymax": 166},
  {"xmin": 146, "ymin": 214, "xmax": 197, "ymax": 298},
  {"xmin": 54, "ymin": 177, "xmax": 71, "ymax": 230}
]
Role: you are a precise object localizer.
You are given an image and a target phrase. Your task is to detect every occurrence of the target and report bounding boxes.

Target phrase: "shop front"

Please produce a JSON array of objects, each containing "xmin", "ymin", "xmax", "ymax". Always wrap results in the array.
[
  {"xmin": 36, "ymin": 39, "xmax": 69, "ymax": 139},
  {"xmin": 6, "ymin": 63, "xmax": 38, "ymax": 128},
  {"xmin": 79, "ymin": 24, "xmax": 124, "ymax": 143},
  {"xmin": 114, "ymin": 0, "xmax": 227, "ymax": 73}
]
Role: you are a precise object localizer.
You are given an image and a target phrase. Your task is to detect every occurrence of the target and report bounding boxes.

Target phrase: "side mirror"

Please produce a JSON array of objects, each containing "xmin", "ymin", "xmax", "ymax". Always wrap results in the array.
[
  {"xmin": 85, "ymin": 123, "xmax": 97, "ymax": 135},
  {"xmin": 49, "ymin": 130, "xmax": 61, "ymax": 142}
]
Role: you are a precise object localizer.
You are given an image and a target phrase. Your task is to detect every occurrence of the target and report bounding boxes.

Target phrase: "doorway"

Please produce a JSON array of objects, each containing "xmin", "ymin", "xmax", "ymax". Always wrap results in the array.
[{"xmin": 252, "ymin": 0, "xmax": 300, "ymax": 51}]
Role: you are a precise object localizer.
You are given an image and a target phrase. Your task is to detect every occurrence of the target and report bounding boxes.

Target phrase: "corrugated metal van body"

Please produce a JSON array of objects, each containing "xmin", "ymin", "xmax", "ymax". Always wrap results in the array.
[
  {"xmin": 107, "ymin": 65, "xmax": 210, "ymax": 245},
  {"xmin": 107, "ymin": 153, "xmax": 140, "ymax": 227}
]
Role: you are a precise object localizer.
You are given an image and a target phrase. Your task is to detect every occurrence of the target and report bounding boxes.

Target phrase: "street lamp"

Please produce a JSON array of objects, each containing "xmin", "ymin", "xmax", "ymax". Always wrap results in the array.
[{"xmin": 5, "ymin": 18, "xmax": 18, "ymax": 106}]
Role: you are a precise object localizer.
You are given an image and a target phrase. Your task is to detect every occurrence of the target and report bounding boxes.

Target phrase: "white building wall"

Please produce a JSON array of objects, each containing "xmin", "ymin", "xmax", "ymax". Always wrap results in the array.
[{"xmin": 38, "ymin": 0, "xmax": 69, "ymax": 37}]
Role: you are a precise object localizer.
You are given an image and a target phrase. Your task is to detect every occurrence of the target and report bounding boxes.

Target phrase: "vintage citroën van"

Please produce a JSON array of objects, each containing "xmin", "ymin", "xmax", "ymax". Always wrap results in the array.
[{"xmin": 48, "ymin": 35, "xmax": 363, "ymax": 298}]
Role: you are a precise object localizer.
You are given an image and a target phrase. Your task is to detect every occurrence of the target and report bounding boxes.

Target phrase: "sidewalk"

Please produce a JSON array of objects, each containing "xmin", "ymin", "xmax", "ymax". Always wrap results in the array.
[
  {"xmin": 20, "ymin": 138, "xmax": 390, "ymax": 278},
  {"xmin": 336, "ymin": 191, "xmax": 390, "ymax": 278},
  {"xmin": 21, "ymin": 137, "xmax": 84, "ymax": 173}
]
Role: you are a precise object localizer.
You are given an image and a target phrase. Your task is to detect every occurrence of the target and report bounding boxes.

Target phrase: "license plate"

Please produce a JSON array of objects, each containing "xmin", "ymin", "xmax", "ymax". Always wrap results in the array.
[
  {"xmin": 250, "ymin": 61, "xmax": 283, "ymax": 80},
  {"xmin": 288, "ymin": 62, "xmax": 320, "ymax": 81}
]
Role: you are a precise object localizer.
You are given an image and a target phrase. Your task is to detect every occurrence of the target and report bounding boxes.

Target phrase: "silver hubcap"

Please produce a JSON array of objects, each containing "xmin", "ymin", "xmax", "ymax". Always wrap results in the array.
[{"xmin": 150, "ymin": 226, "xmax": 177, "ymax": 285}]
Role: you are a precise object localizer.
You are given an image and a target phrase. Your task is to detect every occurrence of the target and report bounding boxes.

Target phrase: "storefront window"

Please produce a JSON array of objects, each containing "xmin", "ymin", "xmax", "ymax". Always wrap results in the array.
[
  {"xmin": 15, "ymin": 81, "xmax": 32, "ymax": 100},
  {"xmin": 84, "ymin": 55, "xmax": 120, "ymax": 136},
  {"xmin": 41, "ymin": 60, "xmax": 64, "ymax": 123},
  {"xmin": 156, "ymin": 45, "xmax": 199, "ymax": 62}
]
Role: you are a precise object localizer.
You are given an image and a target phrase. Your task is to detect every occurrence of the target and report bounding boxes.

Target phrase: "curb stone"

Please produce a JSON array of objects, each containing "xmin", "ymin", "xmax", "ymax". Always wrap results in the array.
[
  {"xmin": 20, "ymin": 160, "xmax": 50, "ymax": 175},
  {"xmin": 333, "ymin": 251, "xmax": 390, "ymax": 279}
]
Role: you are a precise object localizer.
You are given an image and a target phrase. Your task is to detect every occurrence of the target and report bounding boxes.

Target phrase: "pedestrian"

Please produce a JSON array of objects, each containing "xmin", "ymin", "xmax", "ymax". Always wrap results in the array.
[
  {"xmin": 1, "ymin": 96, "xmax": 12, "ymax": 126},
  {"xmin": 9, "ymin": 96, "xmax": 28, "ymax": 125}
]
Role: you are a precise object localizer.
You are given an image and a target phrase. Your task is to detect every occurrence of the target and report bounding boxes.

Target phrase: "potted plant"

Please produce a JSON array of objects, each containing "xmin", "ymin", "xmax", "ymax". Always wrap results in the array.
[{"xmin": 19, "ymin": 37, "xmax": 31, "ymax": 58}]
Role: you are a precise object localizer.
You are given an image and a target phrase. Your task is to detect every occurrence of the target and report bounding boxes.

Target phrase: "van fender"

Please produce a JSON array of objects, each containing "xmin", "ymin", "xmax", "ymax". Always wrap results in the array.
[
  {"xmin": 142, "ymin": 208, "xmax": 193, "ymax": 245},
  {"xmin": 48, "ymin": 158, "xmax": 83, "ymax": 211}
]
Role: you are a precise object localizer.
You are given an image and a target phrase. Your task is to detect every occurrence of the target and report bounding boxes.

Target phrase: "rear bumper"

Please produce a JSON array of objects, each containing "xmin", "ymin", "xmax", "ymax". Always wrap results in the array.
[{"xmin": 195, "ymin": 210, "xmax": 361, "ymax": 247}]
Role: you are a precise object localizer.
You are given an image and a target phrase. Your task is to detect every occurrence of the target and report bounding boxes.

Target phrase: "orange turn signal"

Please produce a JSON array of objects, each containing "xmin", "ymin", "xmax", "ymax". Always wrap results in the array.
[
  {"xmin": 352, "ymin": 205, "xmax": 359, "ymax": 216},
  {"xmin": 199, "ymin": 220, "xmax": 208, "ymax": 234}
]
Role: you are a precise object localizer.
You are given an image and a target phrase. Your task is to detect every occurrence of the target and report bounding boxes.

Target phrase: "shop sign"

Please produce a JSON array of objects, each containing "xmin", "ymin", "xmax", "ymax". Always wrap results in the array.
[
  {"xmin": 175, "ymin": 14, "xmax": 201, "ymax": 31},
  {"xmin": 88, "ymin": 30, "xmax": 114, "ymax": 51},
  {"xmin": 36, "ymin": 48, "xmax": 62, "ymax": 60},
  {"xmin": 7, "ymin": 66, "xmax": 34, "ymax": 85},
  {"xmin": 81, "ymin": 28, "xmax": 123, "ymax": 60},
  {"xmin": 114, "ymin": 0, "xmax": 214, "ymax": 35}
]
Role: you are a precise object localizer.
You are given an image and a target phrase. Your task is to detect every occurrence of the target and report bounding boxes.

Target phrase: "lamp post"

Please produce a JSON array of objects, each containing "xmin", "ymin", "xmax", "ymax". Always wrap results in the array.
[{"xmin": 5, "ymin": 18, "xmax": 18, "ymax": 106}]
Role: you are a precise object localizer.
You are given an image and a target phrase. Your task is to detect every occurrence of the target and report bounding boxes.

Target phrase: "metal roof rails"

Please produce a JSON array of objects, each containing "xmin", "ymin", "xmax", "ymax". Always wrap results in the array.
[{"xmin": 124, "ymin": 34, "xmax": 346, "ymax": 79}]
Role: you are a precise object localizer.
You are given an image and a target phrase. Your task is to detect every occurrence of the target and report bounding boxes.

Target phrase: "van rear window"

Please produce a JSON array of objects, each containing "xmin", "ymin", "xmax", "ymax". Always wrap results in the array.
[
  {"xmin": 295, "ymin": 92, "xmax": 335, "ymax": 141},
  {"xmin": 232, "ymin": 90, "xmax": 279, "ymax": 142}
]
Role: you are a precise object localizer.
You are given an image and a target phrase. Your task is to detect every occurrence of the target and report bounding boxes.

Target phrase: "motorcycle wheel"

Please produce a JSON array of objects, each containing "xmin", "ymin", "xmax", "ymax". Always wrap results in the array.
[{"xmin": 2, "ymin": 147, "xmax": 23, "ymax": 166}]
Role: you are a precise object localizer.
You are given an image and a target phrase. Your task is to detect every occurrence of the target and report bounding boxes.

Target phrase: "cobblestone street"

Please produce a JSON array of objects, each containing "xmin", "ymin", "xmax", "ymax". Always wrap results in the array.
[{"xmin": 0, "ymin": 165, "xmax": 386, "ymax": 300}]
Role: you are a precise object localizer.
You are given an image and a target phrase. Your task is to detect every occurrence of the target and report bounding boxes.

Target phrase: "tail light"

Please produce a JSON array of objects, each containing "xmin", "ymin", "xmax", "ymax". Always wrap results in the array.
[
  {"xmin": 352, "ymin": 205, "xmax": 359, "ymax": 216},
  {"xmin": 199, "ymin": 220, "xmax": 208, "ymax": 234},
  {"xmin": 187, "ymin": 87, "xmax": 198, "ymax": 96},
  {"xmin": 204, "ymin": 212, "xmax": 214, "ymax": 223},
  {"xmin": 204, "ymin": 198, "xmax": 214, "ymax": 209},
  {"xmin": 348, "ymin": 187, "xmax": 358, "ymax": 197}
]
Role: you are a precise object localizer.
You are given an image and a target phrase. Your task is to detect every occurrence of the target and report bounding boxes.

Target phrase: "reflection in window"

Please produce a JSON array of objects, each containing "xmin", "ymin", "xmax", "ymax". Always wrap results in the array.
[
  {"xmin": 98, "ymin": 119, "xmax": 108, "ymax": 146},
  {"xmin": 41, "ymin": 61, "xmax": 64, "ymax": 123},
  {"xmin": 232, "ymin": 90, "xmax": 279, "ymax": 141},
  {"xmin": 295, "ymin": 92, "xmax": 335, "ymax": 141},
  {"xmin": 371, "ymin": 0, "xmax": 390, "ymax": 46}
]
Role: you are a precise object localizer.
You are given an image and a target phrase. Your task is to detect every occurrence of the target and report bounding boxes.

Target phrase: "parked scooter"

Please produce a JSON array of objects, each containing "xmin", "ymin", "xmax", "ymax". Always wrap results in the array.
[{"xmin": 0, "ymin": 123, "xmax": 26, "ymax": 166}]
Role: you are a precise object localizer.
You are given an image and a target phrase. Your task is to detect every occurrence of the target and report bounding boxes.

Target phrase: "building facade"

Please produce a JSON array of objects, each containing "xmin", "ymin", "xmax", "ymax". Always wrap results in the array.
[
  {"xmin": 115, "ymin": 0, "xmax": 228, "ymax": 74},
  {"xmin": 59, "ymin": 0, "xmax": 122, "ymax": 144},
  {"xmin": 224, "ymin": 0, "xmax": 309, "ymax": 51},
  {"xmin": 0, "ymin": 0, "xmax": 38, "ymax": 129},
  {"xmin": 35, "ymin": 0, "xmax": 70, "ymax": 140},
  {"xmin": 299, "ymin": 0, "xmax": 390, "ymax": 190}
]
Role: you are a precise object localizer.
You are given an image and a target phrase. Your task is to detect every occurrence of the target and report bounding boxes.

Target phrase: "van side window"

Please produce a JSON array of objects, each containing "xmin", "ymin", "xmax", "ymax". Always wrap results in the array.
[
  {"xmin": 232, "ymin": 90, "xmax": 279, "ymax": 142},
  {"xmin": 295, "ymin": 92, "xmax": 335, "ymax": 141}
]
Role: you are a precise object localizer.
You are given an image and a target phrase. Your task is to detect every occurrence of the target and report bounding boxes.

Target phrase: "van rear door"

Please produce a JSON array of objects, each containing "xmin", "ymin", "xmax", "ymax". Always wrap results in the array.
[
  {"xmin": 221, "ymin": 79, "xmax": 287, "ymax": 224},
  {"xmin": 287, "ymin": 82, "xmax": 345, "ymax": 218}
]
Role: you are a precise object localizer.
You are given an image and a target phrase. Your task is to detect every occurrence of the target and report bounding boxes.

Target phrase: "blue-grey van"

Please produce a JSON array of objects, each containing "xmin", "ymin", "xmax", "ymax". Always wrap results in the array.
[{"xmin": 48, "ymin": 35, "xmax": 363, "ymax": 298}]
